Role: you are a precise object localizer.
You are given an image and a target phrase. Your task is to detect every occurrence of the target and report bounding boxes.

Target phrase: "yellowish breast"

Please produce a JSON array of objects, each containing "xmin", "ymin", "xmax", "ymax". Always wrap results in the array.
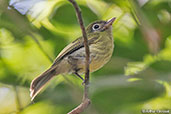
[{"xmin": 89, "ymin": 35, "xmax": 114, "ymax": 72}]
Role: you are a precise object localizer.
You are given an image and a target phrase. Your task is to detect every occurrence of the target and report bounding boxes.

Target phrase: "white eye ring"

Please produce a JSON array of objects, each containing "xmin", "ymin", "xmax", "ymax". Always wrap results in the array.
[{"xmin": 92, "ymin": 24, "xmax": 100, "ymax": 30}]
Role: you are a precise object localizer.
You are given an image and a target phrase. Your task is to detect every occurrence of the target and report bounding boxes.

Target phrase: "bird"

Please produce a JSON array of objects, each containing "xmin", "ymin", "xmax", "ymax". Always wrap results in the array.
[{"xmin": 30, "ymin": 17, "xmax": 116, "ymax": 101}]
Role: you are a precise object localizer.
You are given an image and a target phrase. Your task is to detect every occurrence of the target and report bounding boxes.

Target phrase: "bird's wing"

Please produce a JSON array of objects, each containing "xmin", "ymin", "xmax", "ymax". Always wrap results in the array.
[{"xmin": 51, "ymin": 34, "xmax": 99, "ymax": 67}]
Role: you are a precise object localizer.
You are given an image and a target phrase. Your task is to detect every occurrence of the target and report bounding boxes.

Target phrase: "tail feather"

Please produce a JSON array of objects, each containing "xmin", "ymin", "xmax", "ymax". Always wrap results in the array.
[{"xmin": 30, "ymin": 68, "xmax": 57, "ymax": 101}]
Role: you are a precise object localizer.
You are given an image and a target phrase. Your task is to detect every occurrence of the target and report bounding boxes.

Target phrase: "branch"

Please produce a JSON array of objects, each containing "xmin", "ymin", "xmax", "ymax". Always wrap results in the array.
[
  {"xmin": 67, "ymin": 0, "xmax": 90, "ymax": 114},
  {"xmin": 68, "ymin": 99, "xmax": 91, "ymax": 114},
  {"xmin": 13, "ymin": 86, "xmax": 22, "ymax": 112},
  {"xmin": 29, "ymin": 33, "xmax": 53, "ymax": 62}
]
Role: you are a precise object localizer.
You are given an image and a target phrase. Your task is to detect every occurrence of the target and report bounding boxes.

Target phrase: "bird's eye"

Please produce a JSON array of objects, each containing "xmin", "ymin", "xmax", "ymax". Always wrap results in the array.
[{"xmin": 92, "ymin": 24, "xmax": 100, "ymax": 30}]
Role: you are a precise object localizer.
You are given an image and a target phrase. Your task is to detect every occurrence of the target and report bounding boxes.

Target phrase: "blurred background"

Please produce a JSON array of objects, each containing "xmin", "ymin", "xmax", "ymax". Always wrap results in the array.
[{"xmin": 0, "ymin": 0, "xmax": 171, "ymax": 114}]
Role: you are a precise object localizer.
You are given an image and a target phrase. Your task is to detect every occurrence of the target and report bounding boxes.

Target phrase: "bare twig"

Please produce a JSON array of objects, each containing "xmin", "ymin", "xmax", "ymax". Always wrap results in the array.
[
  {"xmin": 13, "ymin": 86, "xmax": 22, "ymax": 112},
  {"xmin": 128, "ymin": 0, "xmax": 160, "ymax": 53},
  {"xmin": 67, "ymin": 0, "xmax": 90, "ymax": 114},
  {"xmin": 29, "ymin": 33, "xmax": 53, "ymax": 62},
  {"xmin": 68, "ymin": 99, "xmax": 91, "ymax": 114},
  {"xmin": 0, "ymin": 0, "xmax": 53, "ymax": 62}
]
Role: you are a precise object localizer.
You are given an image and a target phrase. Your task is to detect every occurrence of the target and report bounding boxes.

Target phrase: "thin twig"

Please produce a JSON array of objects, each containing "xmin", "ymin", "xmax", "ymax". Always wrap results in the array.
[
  {"xmin": 68, "ymin": 99, "xmax": 91, "ymax": 114},
  {"xmin": 29, "ymin": 33, "xmax": 53, "ymax": 62},
  {"xmin": 13, "ymin": 86, "xmax": 22, "ymax": 113},
  {"xmin": 128, "ymin": 0, "xmax": 160, "ymax": 53},
  {"xmin": 67, "ymin": 0, "xmax": 90, "ymax": 114},
  {"xmin": 127, "ymin": 0, "xmax": 141, "ymax": 25}
]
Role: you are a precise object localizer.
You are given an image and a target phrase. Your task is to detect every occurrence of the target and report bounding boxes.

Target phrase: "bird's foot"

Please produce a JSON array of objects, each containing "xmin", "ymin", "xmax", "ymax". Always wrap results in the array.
[{"xmin": 82, "ymin": 80, "xmax": 86, "ymax": 85}]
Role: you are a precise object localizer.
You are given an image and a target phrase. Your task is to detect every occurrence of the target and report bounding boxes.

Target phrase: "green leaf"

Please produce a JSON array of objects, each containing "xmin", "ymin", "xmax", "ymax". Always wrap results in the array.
[{"xmin": 91, "ymin": 77, "xmax": 165, "ymax": 114}]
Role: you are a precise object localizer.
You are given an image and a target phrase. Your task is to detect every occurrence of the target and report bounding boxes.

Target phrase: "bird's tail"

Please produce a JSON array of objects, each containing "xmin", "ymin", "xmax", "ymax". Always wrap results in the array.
[{"xmin": 30, "ymin": 67, "xmax": 58, "ymax": 101}]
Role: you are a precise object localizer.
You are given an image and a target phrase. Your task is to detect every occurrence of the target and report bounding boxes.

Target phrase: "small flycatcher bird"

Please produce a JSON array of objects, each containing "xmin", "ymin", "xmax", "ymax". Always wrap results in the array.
[{"xmin": 30, "ymin": 17, "xmax": 116, "ymax": 100}]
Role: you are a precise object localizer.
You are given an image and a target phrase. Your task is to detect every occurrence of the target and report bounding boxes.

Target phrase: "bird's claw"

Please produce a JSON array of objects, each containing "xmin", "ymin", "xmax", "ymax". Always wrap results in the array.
[{"xmin": 82, "ymin": 80, "xmax": 86, "ymax": 85}]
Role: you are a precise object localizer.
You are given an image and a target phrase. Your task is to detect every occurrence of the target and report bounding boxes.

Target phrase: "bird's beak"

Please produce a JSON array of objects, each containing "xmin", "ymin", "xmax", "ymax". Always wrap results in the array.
[{"xmin": 102, "ymin": 17, "xmax": 116, "ymax": 30}]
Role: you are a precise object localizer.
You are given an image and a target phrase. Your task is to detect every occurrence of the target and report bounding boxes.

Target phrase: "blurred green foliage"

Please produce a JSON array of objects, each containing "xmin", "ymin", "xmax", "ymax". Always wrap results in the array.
[{"xmin": 0, "ymin": 0, "xmax": 171, "ymax": 114}]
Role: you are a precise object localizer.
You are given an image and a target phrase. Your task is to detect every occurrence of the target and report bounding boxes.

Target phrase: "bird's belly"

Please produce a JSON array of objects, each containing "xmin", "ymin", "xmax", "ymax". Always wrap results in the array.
[{"xmin": 89, "ymin": 44, "xmax": 113, "ymax": 72}]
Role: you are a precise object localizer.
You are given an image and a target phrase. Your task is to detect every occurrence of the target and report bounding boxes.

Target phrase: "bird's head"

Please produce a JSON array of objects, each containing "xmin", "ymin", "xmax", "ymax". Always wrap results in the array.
[{"xmin": 86, "ymin": 17, "xmax": 116, "ymax": 35}]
